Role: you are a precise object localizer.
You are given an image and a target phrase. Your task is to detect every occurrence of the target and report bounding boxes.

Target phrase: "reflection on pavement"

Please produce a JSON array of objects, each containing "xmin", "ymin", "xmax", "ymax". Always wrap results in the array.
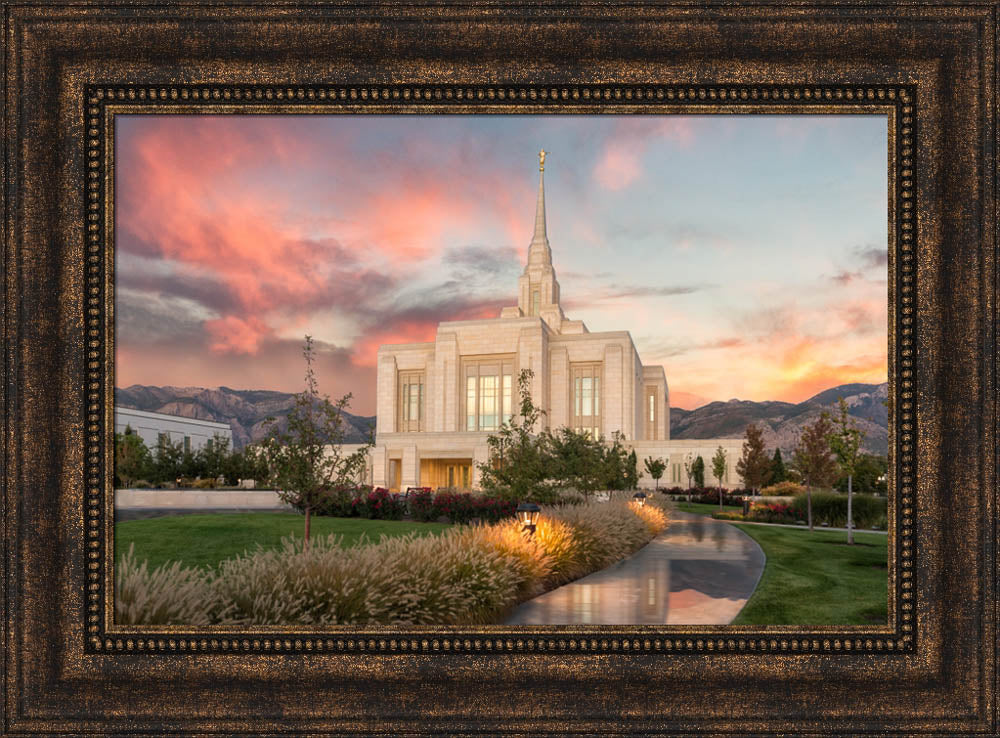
[{"xmin": 503, "ymin": 511, "xmax": 765, "ymax": 625}]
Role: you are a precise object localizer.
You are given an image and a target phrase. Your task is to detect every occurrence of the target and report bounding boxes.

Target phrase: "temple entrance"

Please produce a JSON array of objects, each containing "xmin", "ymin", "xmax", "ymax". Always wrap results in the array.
[
  {"xmin": 419, "ymin": 458, "xmax": 473, "ymax": 491},
  {"xmin": 387, "ymin": 459, "xmax": 402, "ymax": 493}
]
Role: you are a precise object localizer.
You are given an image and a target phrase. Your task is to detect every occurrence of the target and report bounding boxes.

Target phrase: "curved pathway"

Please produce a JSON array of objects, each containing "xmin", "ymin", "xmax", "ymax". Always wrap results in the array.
[{"xmin": 503, "ymin": 510, "xmax": 765, "ymax": 625}]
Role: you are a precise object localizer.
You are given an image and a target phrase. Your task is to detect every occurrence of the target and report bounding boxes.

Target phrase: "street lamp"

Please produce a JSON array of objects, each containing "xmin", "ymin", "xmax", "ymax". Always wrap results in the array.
[
  {"xmin": 632, "ymin": 491, "xmax": 647, "ymax": 507},
  {"xmin": 516, "ymin": 502, "xmax": 541, "ymax": 537}
]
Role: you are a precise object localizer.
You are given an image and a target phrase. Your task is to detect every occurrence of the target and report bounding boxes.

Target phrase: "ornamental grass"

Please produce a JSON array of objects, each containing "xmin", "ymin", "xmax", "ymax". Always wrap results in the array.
[{"xmin": 116, "ymin": 497, "xmax": 669, "ymax": 626}]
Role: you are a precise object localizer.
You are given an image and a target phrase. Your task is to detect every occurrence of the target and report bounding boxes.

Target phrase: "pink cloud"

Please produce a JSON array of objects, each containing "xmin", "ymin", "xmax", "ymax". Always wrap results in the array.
[{"xmin": 592, "ymin": 118, "xmax": 696, "ymax": 191}]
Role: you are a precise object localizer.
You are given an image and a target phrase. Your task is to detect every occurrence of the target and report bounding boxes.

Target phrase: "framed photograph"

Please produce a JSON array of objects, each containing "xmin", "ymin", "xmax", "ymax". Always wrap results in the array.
[{"xmin": 3, "ymin": 3, "xmax": 996, "ymax": 736}]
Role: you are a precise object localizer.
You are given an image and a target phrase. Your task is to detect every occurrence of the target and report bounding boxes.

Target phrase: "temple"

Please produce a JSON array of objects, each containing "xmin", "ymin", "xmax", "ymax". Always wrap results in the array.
[{"xmin": 368, "ymin": 152, "xmax": 743, "ymax": 491}]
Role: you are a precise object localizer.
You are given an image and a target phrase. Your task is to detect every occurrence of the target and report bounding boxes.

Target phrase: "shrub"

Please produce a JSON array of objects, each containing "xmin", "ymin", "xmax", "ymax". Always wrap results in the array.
[
  {"xmin": 790, "ymin": 491, "xmax": 887, "ymax": 529},
  {"xmin": 118, "ymin": 497, "xmax": 670, "ymax": 626},
  {"xmin": 132, "ymin": 479, "xmax": 153, "ymax": 489},
  {"xmin": 760, "ymin": 481, "xmax": 806, "ymax": 497},
  {"xmin": 355, "ymin": 487, "xmax": 406, "ymax": 521},
  {"xmin": 407, "ymin": 488, "xmax": 436, "ymax": 522},
  {"xmin": 747, "ymin": 501, "xmax": 798, "ymax": 524},
  {"xmin": 115, "ymin": 544, "xmax": 225, "ymax": 625},
  {"xmin": 194, "ymin": 477, "xmax": 218, "ymax": 489},
  {"xmin": 176, "ymin": 477, "xmax": 195, "ymax": 488}
]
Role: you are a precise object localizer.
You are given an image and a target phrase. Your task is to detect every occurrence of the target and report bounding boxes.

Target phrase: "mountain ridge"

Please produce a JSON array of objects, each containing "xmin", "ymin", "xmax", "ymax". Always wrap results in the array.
[{"xmin": 116, "ymin": 381, "xmax": 889, "ymax": 455}]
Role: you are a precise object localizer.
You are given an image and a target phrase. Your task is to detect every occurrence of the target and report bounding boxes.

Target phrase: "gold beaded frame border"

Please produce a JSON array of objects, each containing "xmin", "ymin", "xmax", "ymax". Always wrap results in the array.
[{"xmin": 85, "ymin": 83, "xmax": 914, "ymax": 656}]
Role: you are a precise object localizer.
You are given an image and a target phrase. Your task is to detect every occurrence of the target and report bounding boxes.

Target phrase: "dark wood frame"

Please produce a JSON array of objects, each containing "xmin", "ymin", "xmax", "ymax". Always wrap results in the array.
[{"xmin": 2, "ymin": 4, "xmax": 996, "ymax": 735}]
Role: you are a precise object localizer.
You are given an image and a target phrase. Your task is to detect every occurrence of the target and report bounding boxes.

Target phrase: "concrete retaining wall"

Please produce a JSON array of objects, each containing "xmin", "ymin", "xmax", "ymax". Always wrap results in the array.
[{"xmin": 115, "ymin": 489, "xmax": 293, "ymax": 510}]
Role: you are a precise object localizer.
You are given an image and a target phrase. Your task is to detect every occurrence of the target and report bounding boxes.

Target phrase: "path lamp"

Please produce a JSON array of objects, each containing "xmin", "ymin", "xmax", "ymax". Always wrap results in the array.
[
  {"xmin": 632, "ymin": 491, "xmax": 647, "ymax": 507},
  {"xmin": 517, "ymin": 502, "xmax": 541, "ymax": 538}
]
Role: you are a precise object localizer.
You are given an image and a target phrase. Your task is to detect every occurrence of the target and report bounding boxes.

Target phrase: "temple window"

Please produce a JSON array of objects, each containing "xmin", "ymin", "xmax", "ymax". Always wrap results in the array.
[
  {"xmin": 397, "ymin": 370, "xmax": 425, "ymax": 432},
  {"xmin": 571, "ymin": 363, "xmax": 602, "ymax": 439},
  {"xmin": 462, "ymin": 356, "xmax": 515, "ymax": 431}
]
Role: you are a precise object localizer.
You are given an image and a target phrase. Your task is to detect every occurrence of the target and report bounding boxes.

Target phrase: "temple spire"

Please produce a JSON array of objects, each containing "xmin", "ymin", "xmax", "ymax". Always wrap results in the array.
[{"xmin": 527, "ymin": 149, "xmax": 551, "ymax": 268}]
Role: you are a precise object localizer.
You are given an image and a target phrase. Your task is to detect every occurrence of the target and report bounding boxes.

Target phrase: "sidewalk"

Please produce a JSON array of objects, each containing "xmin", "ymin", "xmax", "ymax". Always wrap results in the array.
[{"xmin": 503, "ymin": 511, "xmax": 766, "ymax": 625}]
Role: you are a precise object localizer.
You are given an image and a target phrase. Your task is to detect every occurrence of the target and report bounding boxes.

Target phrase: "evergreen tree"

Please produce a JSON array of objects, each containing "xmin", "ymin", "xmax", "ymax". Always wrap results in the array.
[
  {"xmin": 152, "ymin": 436, "xmax": 183, "ymax": 485},
  {"xmin": 627, "ymin": 449, "xmax": 639, "ymax": 490},
  {"xmin": 691, "ymin": 455, "xmax": 705, "ymax": 488},
  {"xmin": 770, "ymin": 448, "xmax": 787, "ymax": 485},
  {"xmin": 735, "ymin": 423, "xmax": 772, "ymax": 495}
]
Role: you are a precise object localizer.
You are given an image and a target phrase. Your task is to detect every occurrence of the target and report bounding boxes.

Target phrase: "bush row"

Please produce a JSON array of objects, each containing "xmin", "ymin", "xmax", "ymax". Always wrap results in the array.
[
  {"xmin": 296, "ymin": 485, "xmax": 516, "ymax": 525},
  {"xmin": 115, "ymin": 497, "xmax": 670, "ymax": 626},
  {"xmin": 711, "ymin": 492, "xmax": 888, "ymax": 529}
]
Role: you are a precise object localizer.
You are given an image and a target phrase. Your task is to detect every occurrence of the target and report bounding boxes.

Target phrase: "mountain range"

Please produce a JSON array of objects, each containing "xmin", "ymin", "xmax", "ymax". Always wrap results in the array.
[{"xmin": 115, "ymin": 381, "xmax": 889, "ymax": 455}]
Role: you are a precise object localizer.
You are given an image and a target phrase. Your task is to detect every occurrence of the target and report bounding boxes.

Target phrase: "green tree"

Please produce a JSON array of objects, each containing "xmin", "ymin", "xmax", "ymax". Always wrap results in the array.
[
  {"xmin": 735, "ymin": 423, "xmax": 772, "ymax": 495},
  {"xmin": 826, "ymin": 398, "xmax": 865, "ymax": 545},
  {"xmin": 598, "ymin": 431, "xmax": 631, "ymax": 492},
  {"xmin": 544, "ymin": 426, "xmax": 604, "ymax": 498},
  {"xmin": 643, "ymin": 456, "xmax": 666, "ymax": 491},
  {"xmin": 627, "ymin": 449, "xmax": 639, "ymax": 491},
  {"xmin": 711, "ymin": 446, "xmax": 728, "ymax": 508},
  {"xmin": 691, "ymin": 455, "xmax": 705, "ymax": 488},
  {"xmin": 770, "ymin": 448, "xmax": 788, "ymax": 485},
  {"xmin": 478, "ymin": 369, "xmax": 554, "ymax": 503},
  {"xmin": 792, "ymin": 414, "xmax": 839, "ymax": 531},
  {"xmin": 115, "ymin": 425, "xmax": 152, "ymax": 488},
  {"xmin": 262, "ymin": 336, "xmax": 373, "ymax": 546},
  {"xmin": 835, "ymin": 453, "xmax": 887, "ymax": 495},
  {"xmin": 198, "ymin": 434, "xmax": 230, "ymax": 484},
  {"xmin": 152, "ymin": 435, "xmax": 183, "ymax": 485}
]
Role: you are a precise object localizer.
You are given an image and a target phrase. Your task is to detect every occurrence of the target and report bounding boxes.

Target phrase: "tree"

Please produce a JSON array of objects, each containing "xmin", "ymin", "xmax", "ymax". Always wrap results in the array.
[
  {"xmin": 152, "ymin": 435, "xmax": 183, "ymax": 485},
  {"xmin": 770, "ymin": 448, "xmax": 788, "ymax": 485},
  {"xmin": 544, "ymin": 426, "xmax": 604, "ymax": 498},
  {"xmin": 261, "ymin": 336, "xmax": 373, "ymax": 546},
  {"xmin": 627, "ymin": 449, "xmax": 639, "ymax": 491},
  {"xmin": 198, "ymin": 434, "xmax": 230, "ymax": 484},
  {"xmin": 643, "ymin": 456, "xmax": 666, "ymax": 491},
  {"xmin": 115, "ymin": 426, "xmax": 152, "ymax": 488},
  {"xmin": 683, "ymin": 452, "xmax": 695, "ymax": 500},
  {"xmin": 711, "ymin": 446, "xmax": 728, "ymax": 509},
  {"xmin": 834, "ymin": 453, "xmax": 887, "ymax": 495},
  {"xmin": 826, "ymin": 397, "xmax": 865, "ymax": 545},
  {"xmin": 792, "ymin": 414, "xmax": 839, "ymax": 531},
  {"xmin": 735, "ymin": 423, "xmax": 772, "ymax": 495},
  {"xmin": 478, "ymin": 369, "xmax": 554, "ymax": 503},
  {"xmin": 691, "ymin": 455, "xmax": 705, "ymax": 488},
  {"xmin": 599, "ymin": 431, "xmax": 631, "ymax": 492}
]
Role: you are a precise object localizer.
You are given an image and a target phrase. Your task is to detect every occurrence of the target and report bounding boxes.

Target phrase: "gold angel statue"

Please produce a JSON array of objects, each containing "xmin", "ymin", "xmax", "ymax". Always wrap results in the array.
[{"xmin": 539, "ymin": 149, "xmax": 547, "ymax": 171}]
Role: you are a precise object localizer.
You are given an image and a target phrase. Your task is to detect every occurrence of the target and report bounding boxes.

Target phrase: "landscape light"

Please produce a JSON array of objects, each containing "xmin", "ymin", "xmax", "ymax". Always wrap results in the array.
[
  {"xmin": 516, "ymin": 502, "xmax": 541, "ymax": 537},
  {"xmin": 632, "ymin": 491, "xmax": 647, "ymax": 507}
]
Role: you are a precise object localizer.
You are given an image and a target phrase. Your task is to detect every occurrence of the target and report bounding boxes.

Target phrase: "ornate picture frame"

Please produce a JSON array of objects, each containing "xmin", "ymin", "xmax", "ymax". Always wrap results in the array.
[{"xmin": 2, "ymin": 3, "xmax": 996, "ymax": 735}]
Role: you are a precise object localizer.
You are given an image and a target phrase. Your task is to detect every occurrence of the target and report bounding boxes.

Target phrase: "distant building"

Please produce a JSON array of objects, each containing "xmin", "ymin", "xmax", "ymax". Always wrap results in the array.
[
  {"xmin": 115, "ymin": 407, "xmax": 232, "ymax": 453},
  {"xmin": 368, "ymin": 152, "xmax": 743, "ymax": 492}
]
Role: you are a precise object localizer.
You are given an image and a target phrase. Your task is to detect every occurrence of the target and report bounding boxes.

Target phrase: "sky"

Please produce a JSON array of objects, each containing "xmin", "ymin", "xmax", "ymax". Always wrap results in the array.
[{"xmin": 115, "ymin": 114, "xmax": 888, "ymax": 413}]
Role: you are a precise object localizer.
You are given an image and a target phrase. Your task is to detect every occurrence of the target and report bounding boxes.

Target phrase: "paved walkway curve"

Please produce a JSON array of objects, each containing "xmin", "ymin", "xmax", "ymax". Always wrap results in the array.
[{"xmin": 503, "ymin": 510, "xmax": 766, "ymax": 625}]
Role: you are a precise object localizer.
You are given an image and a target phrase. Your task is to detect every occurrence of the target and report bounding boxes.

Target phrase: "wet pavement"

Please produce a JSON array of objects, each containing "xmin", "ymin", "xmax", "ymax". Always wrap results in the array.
[{"xmin": 503, "ymin": 510, "xmax": 766, "ymax": 625}]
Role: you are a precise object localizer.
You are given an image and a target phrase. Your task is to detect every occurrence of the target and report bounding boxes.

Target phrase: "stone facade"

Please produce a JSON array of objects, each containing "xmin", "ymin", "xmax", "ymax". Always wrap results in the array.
[{"xmin": 367, "ymin": 155, "xmax": 744, "ymax": 492}]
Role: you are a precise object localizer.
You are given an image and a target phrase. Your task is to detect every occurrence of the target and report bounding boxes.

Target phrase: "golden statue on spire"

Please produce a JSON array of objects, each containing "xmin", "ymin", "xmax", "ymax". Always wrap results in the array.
[{"xmin": 539, "ymin": 149, "xmax": 547, "ymax": 172}]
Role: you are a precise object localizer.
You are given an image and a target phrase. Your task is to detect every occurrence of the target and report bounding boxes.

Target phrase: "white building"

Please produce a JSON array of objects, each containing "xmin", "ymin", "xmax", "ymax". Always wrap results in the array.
[
  {"xmin": 367, "ymin": 153, "xmax": 744, "ymax": 492},
  {"xmin": 115, "ymin": 407, "xmax": 232, "ymax": 453}
]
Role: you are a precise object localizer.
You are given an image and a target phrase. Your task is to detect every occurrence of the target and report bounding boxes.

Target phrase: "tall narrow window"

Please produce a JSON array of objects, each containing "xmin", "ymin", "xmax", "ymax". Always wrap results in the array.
[
  {"xmin": 646, "ymin": 388, "xmax": 658, "ymax": 440},
  {"xmin": 571, "ymin": 363, "xmax": 602, "ymax": 439},
  {"xmin": 462, "ymin": 356, "xmax": 515, "ymax": 431},
  {"xmin": 531, "ymin": 289, "xmax": 540, "ymax": 316},
  {"xmin": 397, "ymin": 370, "xmax": 425, "ymax": 432}
]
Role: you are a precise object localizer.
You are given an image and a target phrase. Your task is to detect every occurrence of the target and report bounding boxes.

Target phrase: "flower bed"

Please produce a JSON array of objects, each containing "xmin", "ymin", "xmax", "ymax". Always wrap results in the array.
[
  {"xmin": 408, "ymin": 488, "xmax": 517, "ymax": 525},
  {"xmin": 116, "ymin": 497, "xmax": 670, "ymax": 626}
]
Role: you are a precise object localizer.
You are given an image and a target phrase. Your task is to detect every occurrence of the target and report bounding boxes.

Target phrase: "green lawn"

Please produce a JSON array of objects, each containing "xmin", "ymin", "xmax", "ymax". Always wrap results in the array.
[
  {"xmin": 671, "ymin": 501, "xmax": 744, "ymax": 516},
  {"xmin": 730, "ymin": 524, "xmax": 888, "ymax": 625},
  {"xmin": 116, "ymin": 514, "xmax": 452, "ymax": 572}
]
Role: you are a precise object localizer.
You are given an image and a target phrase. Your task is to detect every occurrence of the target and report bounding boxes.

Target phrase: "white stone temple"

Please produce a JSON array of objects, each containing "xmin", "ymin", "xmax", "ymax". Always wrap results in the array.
[{"xmin": 368, "ymin": 152, "xmax": 743, "ymax": 491}]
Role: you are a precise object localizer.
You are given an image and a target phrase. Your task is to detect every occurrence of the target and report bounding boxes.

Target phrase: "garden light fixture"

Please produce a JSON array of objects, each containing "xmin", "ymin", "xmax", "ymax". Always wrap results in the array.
[
  {"xmin": 517, "ymin": 502, "xmax": 541, "ymax": 537},
  {"xmin": 632, "ymin": 491, "xmax": 647, "ymax": 507}
]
